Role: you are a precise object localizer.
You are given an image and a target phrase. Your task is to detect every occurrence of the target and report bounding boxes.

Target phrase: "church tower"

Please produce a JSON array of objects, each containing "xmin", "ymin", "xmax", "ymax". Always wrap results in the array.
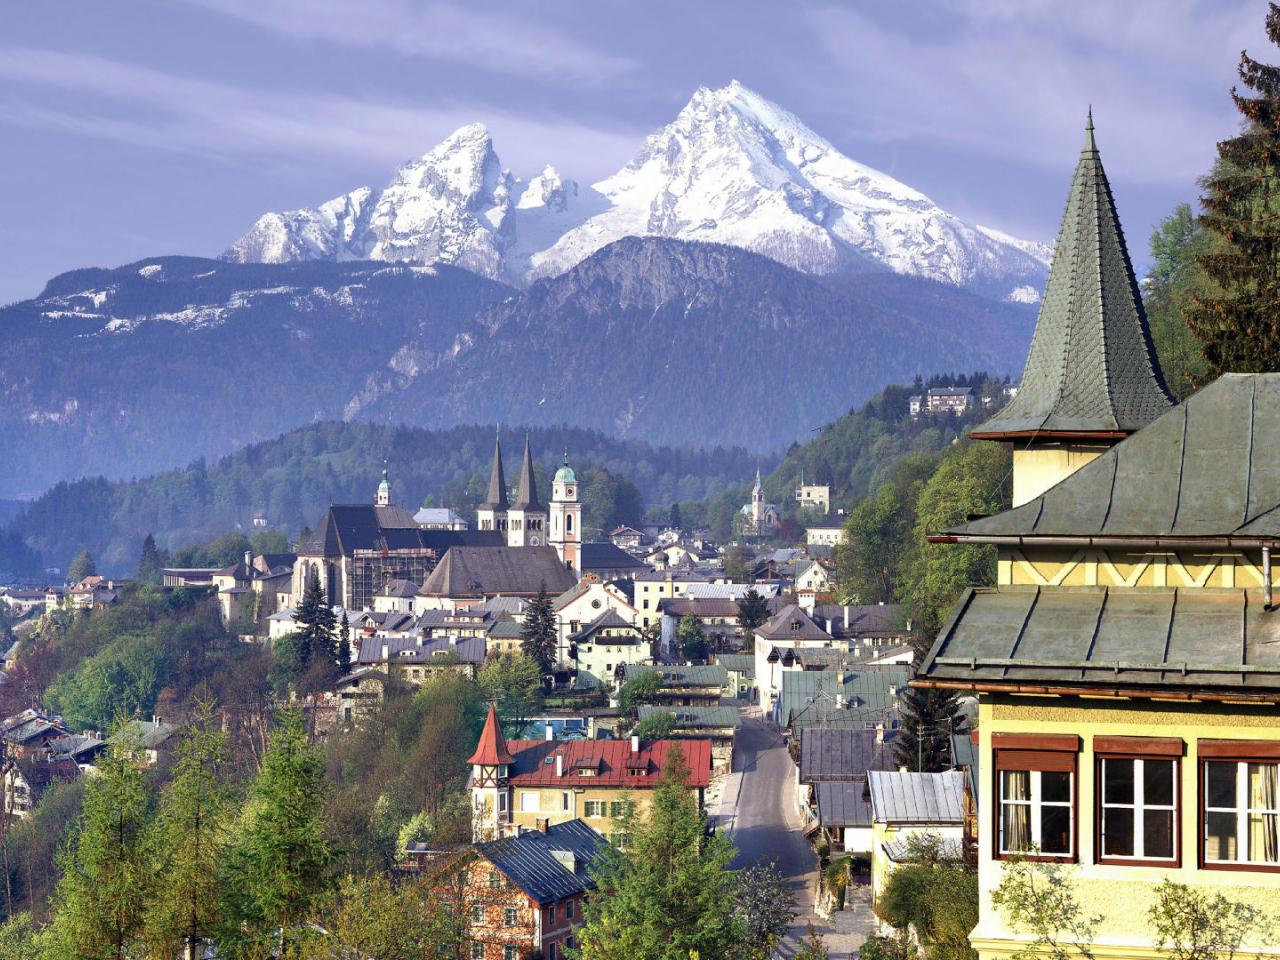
[
  {"xmin": 468, "ymin": 705, "xmax": 513, "ymax": 840},
  {"xmin": 506, "ymin": 437, "xmax": 547, "ymax": 547},
  {"xmin": 751, "ymin": 468, "xmax": 765, "ymax": 529},
  {"xmin": 475, "ymin": 433, "xmax": 509, "ymax": 535},
  {"xmin": 374, "ymin": 463, "xmax": 391, "ymax": 507},
  {"xmin": 970, "ymin": 111, "xmax": 1173, "ymax": 506},
  {"xmin": 549, "ymin": 451, "xmax": 582, "ymax": 574}
]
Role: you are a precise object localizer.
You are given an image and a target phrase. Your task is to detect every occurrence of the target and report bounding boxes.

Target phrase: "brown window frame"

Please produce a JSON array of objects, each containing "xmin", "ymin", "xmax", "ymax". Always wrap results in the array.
[
  {"xmin": 1093, "ymin": 737, "xmax": 1183, "ymax": 868},
  {"xmin": 992, "ymin": 733, "xmax": 1079, "ymax": 863},
  {"xmin": 1198, "ymin": 740, "xmax": 1280, "ymax": 875}
]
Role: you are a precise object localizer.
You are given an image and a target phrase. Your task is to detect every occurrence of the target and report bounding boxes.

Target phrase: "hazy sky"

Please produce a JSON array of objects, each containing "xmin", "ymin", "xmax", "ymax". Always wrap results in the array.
[{"xmin": 0, "ymin": 0, "xmax": 1267, "ymax": 304}]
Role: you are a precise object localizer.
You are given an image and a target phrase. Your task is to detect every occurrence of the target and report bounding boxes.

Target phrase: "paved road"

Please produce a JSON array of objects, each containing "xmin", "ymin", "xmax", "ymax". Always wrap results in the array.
[{"xmin": 727, "ymin": 710, "xmax": 870, "ymax": 959}]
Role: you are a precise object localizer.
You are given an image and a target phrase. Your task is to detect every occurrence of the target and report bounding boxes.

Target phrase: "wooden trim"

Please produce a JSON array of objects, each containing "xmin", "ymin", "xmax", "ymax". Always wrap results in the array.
[
  {"xmin": 910, "ymin": 678, "xmax": 1280, "ymax": 705},
  {"xmin": 967, "ymin": 429, "xmax": 1128, "ymax": 442},
  {"xmin": 1093, "ymin": 736, "xmax": 1184, "ymax": 757},
  {"xmin": 1197, "ymin": 739, "xmax": 1280, "ymax": 760},
  {"xmin": 1196, "ymin": 755, "xmax": 1280, "ymax": 874},
  {"xmin": 1093, "ymin": 755, "xmax": 1182, "ymax": 868},
  {"xmin": 992, "ymin": 753, "xmax": 1079, "ymax": 863},
  {"xmin": 992, "ymin": 733, "xmax": 1080, "ymax": 752},
  {"xmin": 995, "ymin": 749, "xmax": 1075, "ymax": 772}
]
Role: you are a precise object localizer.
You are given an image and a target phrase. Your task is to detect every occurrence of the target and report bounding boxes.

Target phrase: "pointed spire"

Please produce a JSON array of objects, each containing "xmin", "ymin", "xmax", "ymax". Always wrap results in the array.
[
  {"xmin": 480, "ymin": 430, "xmax": 508, "ymax": 510},
  {"xmin": 468, "ymin": 704, "xmax": 514, "ymax": 766},
  {"xmin": 512, "ymin": 435, "xmax": 541, "ymax": 510},
  {"xmin": 972, "ymin": 110, "xmax": 1172, "ymax": 441}
]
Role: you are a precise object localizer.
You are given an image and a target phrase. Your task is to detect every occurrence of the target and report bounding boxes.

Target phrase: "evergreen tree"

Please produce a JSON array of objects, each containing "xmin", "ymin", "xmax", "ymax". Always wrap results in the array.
[
  {"xmin": 336, "ymin": 611, "xmax": 351, "ymax": 676},
  {"xmin": 894, "ymin": 635, "xmax": 966, "ymax": 772},
  {"xmin": 43, "ymin": 724, "xmax": 152, "ymax": 960},
  {"xmin": 1188, "ymin": 3, "xmax": 1280, "ymax": 374},
  {"xmin": 576, "ymin": 746, "xmax": 743, "ymax": 960},
  {"xmin": 677, "ymin": 615, "xmax": 708, "ymax": 662},
  {"xmin": 144, "ymin": 700, "xmax": 231, "ymax": 960},
  {"xmin": 138, "ymin": 533, "xmax": 164, "ymax": 581},
  {"xmin": 735, "ymin": 588, "xmax": 771, "ymax": 637},
  {"xmin": 293, "ymin": 567, "xmax": 335, "ymax": 668},
  {"xmin": 520, "ymin": 584, "xmax": 558, "ymax": 677},
  {"xmin": 220, "ymin": 708, "xmax": 334, "ymax": 956},
  {"xmin": 67, "ymin": 549, "xmax": 96, "ymax": 583},
  {"xmin": 668, "ymin": 502, "xmax": 682, "ymax": 530}
]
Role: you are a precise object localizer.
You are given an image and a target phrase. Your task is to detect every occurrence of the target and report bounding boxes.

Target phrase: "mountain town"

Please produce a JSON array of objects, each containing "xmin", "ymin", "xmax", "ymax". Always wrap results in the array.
[{"xmin": 3, "ymin": 2, "xmax": 1280, "ymax": 959}]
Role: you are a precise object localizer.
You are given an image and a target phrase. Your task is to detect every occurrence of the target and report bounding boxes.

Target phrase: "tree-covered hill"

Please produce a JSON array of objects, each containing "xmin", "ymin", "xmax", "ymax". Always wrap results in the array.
[{"xmin": 4, "ymin": 421, "xmax": 764, "ymax": 575}]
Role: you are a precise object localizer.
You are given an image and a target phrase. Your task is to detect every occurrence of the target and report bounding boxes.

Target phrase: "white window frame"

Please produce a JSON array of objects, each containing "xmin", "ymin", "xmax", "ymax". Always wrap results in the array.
[
  {"xmin": 1204, "ymin": 759, "xmax": 1280, "ymax": 867},
  {"xmin": 1099, "ymin": 757, "xmax": 1177, "ymax": 862},
  {"xmin": 998, "ymin": 769, "xmax": 1074, "ymax": 858},
  {"xmin": 520, "ymin": 792, "xmax": 540, "ymax": 813}
]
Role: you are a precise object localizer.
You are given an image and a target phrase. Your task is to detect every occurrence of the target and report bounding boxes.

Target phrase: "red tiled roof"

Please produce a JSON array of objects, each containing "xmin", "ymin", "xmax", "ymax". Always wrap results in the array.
[
  {"xmin": 504, "ymin": 738, "xmax": 712, "ymax": 788},
  {"xmin": 468, "ymin": 705, "xmax": 515, "ymax": 766}
]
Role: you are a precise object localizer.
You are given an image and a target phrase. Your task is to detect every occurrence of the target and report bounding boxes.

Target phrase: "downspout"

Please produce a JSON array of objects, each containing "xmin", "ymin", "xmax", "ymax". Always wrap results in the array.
[{"xmin": 1265, "ymin": 545, "xmax": 1273, "ymax": 611}]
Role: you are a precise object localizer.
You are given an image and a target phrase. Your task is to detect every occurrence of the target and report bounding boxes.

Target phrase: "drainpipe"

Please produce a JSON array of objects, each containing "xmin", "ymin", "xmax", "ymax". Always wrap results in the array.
[{"xmin": 1265, "ymin": 545, "xmax": 1273, "ymax": 611}]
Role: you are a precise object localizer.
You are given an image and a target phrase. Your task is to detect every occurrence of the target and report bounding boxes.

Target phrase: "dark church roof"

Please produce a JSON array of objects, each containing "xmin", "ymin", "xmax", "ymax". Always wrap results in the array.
[
  {"xmin": 972, "ymin": 113, "xmax": 1172, "ymax": 440},
  {"xmin": 579, "ymin": 542, "xmax": 650, "ymax": 574},
  {"xmin": 481, "ymin": 434, "xmax": 509, "ymax": 511},
  {"xmin": 419, "ymin": 546, "xmax": 577, "ymax": 598},
  {"xmin": 943, "ymin": 374, "xmax": 1280, "ymax": 542},
  {"xmin": 301, "ymin": 505, "xmax": 501, "ymax": 558},
  {"xmin": 511, "ymin": 437, "xmax": 542, "ymax": 511}
]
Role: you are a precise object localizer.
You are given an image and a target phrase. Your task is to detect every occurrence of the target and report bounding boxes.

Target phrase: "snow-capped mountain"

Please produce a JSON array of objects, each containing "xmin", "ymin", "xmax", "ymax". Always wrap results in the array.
[{"xmin": 225, "ymin": 83, "xmax": 1050, "ymax": 299}]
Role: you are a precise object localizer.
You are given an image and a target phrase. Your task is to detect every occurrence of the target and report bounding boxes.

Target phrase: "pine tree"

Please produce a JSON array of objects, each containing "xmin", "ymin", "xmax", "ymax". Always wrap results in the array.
[
  {"xmin": 1188, "ymin": 3, "xmax": 1280, "ymax": 374},
  {"xmin": 220, "ymin": 707, "xmax": 334, "ymax": 956},
  {"xmin": 144, "ymin": 700, "xmax": 230, "ymax": 960},
  {"xmin": 735, "ymin": 588, "xmax": 771, "ymax": 637},
  {"xmin": 677, "ymin": 614, "xmax": 708, "ymax": 662},
  {"xmin": 67, "ymin": 549, "xmax": 96, "ymax": 584},
  {"xmin": 138, "ymin": 534, "xmax": 164, "ymax": 581},
  {"xmin": 43, "ymin": 723, "xmax": 152, "ymax": 960},
  {"xmin": 894, "ymin": 635, "xmax": 965, "ymax": 772},
  {"xmin": 336, "ymin": 610, "xmax": 351, "ymax": 676},
  {"xmin": 576, "ymin": 746, "xmax": 743, "ymax": 960},
  {"xmin": 520, "ymin": 583, "xmax": 558, "ymax": 677},
  {"xmin": 293, "ymin": 567, "xmax": 334, "ymax": 668},
  {"xmin": 669, "ymin": 502, "xmax": 682, "ymax": 530}
]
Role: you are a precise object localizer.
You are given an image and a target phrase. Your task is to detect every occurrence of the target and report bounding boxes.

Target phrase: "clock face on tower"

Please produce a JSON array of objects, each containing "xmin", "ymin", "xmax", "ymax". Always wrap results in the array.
[{"xmin": 530, "ymin": 535, "xmax": 542, "ymax": 546}]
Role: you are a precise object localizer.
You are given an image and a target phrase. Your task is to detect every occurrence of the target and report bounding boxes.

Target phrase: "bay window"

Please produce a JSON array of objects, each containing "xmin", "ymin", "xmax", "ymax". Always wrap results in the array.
[
  {"xmin": 993, "ymin": 733, "xmax": 1078, "ymax": 860},
  {"xmin": 1201, "ymin": 742, "xmax": 1280, "ymax": 869}
]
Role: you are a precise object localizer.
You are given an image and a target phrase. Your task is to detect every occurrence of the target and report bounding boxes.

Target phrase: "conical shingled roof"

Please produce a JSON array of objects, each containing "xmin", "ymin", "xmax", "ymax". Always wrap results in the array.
[
  {"xmin": 972, "ymin": 112, "xmax": 1172, "ymax": 440},
  {"xmin": 512, "ymin": 436, "xmax": 541, "ymax": 510},
  {"xmin": 480, "ymin": 434, "xmax": 508, "ymax": 511},
  {"xmin": 468, "ymin": 704, "xmax": 515, "ymax": 766}
]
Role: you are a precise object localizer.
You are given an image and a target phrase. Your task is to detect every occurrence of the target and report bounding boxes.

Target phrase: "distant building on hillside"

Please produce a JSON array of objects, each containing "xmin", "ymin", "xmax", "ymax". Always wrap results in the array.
[
  {"xmin": 795, "ymin": 482, "xmax": 830, "ymax": 514},
  {"xmin": 738, "ymin": 469, "xmax": 780, "ymax": 537}
]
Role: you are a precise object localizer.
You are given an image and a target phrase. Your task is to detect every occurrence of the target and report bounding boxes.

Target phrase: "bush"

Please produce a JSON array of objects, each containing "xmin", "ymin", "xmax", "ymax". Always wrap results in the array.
[{"xmin": 878, "ymin": 862, "xmax": 977, "ymax": 958}]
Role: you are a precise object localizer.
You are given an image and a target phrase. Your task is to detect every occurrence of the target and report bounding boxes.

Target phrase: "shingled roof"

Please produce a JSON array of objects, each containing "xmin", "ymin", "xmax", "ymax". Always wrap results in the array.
[
  {"xmin": 943, "ymin": 375, "xmax": 1280, "ymax": 541},
  {"xmin": 972, "ymin": 113, "xmax": 1172, "ymax": 440},
  {"xmin": 419, "ymin": 546, "xmax": 577, "ymax": 599},
  {"xmin": 475, "ymin": 819, "xmax": 607, "ymax": 906}
]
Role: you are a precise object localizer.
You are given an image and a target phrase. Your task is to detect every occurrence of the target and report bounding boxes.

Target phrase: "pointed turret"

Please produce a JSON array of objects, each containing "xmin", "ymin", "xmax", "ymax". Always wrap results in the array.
[
  {"xmin": 512, "ymin": 436, "xmax": 541, "ymax": 510},
  {"xmin": 480, "ymin": 432, "xmax": 508, "ymax": 511},
  {"xmin": 972, "ymin": 112, "xmax": 1174, "ymax": 506},
  {"xmin": 375, "ymin": 461, "xmax": 390, "ymax": 507},
  {"xmin": 973, "ymin": 111, "xmax": 1172, "ymax": 442},
  {"xmin": 468, "ymin": 704, "xmax": 515, "ymax": 766}
]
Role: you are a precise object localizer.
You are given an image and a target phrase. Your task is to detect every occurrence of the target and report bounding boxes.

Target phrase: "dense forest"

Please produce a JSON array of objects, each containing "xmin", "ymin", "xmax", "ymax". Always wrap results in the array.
[{"xmin": 2, "ymin": 422, "xmax": 766, "ymax": 576}]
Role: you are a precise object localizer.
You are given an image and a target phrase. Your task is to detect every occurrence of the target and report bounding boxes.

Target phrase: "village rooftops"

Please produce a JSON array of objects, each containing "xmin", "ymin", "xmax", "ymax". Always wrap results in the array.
[
  {"xmin": 867, "ymin": 770, "xmax": 965, "ymax": 825},
  {"xmin": 579, "ymin": 543, "xmax": 650, "ymax": 574},
  {"xmin": 776, "ymin": 666, "xmax": 909, "ymax": 729},
  {"xmin": 799, "ymin": 728, "xmax": 896, "ymax": 784},
  {"xmin": 418, "ymin": 546, "xmax": 577, "ymax": 599},
  {"xmin": 569, "ymin": 610, "xmax": 639, "ymax": 643},
  {"xmin": 499, "ymin": 738, "xmax": 712, "ymax": 788},
  {"xmin": 714, "ymin": 654, "xmax": 755, "ymax": 677},
  {"xmin": 940, "ymin": 375, "xmax": 1280, "ymax": 544},
  {"xmin": 618, "ymin": 664, "xmax": 728, "ymax": 688},
  {"xmin": 376, "ymin": 578, "xmax": 421, "ymax": 599},
  {"xmin": 474, "ymin": 819, "xmax": 608, "ymax": 906},
  {"xmin": 916, "ymin": 584, "xmax": 1280, "ymax": 701},
  {"xmin": 816, "ymin": 781, "xmax": 875, "ymax": 829},
  {"xmin": 756, "ymin": 604, "xmax": 833, "ymax": 642},
  {"xmin": 658, "ymin": 596, "xmax": 784, "ymax": 620},
  {"xmin": 635, "ymin": 705, "xmax": 741, "ymax": 730}
]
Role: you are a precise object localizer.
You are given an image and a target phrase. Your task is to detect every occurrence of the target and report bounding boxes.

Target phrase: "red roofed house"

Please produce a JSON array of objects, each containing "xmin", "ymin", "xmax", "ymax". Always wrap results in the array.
[{"xmin": 469, "ymin": 705, "xmax": 711, "ymax": 842}]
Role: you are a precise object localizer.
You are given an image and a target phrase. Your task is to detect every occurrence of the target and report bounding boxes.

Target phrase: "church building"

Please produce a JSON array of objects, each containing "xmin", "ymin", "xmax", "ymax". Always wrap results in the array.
[
  {"xmin": 476, "ymin": 435, "xmax": 583, "ymax": 573},
  {"xmin": 914, "ymin": 115, "xmax": 1280, "ymax": 960}
]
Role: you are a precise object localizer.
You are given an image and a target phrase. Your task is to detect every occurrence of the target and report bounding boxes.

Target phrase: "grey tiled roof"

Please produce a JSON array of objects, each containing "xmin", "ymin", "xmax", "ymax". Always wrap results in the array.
[
  {"xmin": 867, "ymin": 770, "xmax": 965, "ymax": 824},
  {"xmin": 714, "ymin": 654, "xmax": 755, "ymax": 676},
  {"xmin": 816, "ymin": 781, "xmax": 875, "ymax": 828},
  {"xmin": 920, "ymin": 585, "xmax": 1280, "ymax": 694},
  {"xmin": 951, "ymin": 375, "xmax": 1280, "ymax": 540},
  {"xmin": 799, "ymin": 728, "xmax": 896, "ymax": 783},
  {"xmin": 777, "ymin": 666, "xmax": 909, "ymax": 728},
  {"xmin": 756, "ymin": 604, "xmax": 832, "ymax": 642},
  {"xmin": 476, "ymin": 819, "xmax": 607, "ymax": 905},
  {"xmin": 619, "ymin": 664, "xmax": 728, "ymax": 687},
  {"xmin": 580, "ymin": 542, "xmax": 650, "ymax": 573},
  {"xmin": 419, "ymin": 546, "xmax": 577, "ymax": 598},
  {"xmin": 973, "ymin": 114, "xmax": 1171, "ymax": 438}
]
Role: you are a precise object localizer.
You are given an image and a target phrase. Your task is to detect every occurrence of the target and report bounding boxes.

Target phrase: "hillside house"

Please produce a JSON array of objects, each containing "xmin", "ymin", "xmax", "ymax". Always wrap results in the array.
[{"xmin": 616, "ymin": 664, "xmax": 728, "ymax": 707}]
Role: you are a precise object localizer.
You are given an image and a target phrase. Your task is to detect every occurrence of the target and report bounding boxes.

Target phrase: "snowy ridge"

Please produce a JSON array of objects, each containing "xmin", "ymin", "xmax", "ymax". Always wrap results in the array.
[{"xmin": 224, "ymin": 83, "xmax": 1049, "ymax": 298}]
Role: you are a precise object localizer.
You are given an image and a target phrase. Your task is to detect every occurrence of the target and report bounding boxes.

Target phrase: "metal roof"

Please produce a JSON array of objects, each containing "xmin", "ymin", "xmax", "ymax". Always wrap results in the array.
[
  {"xmin": 476, "ymin": 819, "xmax": 607, "ymax": 905},
  {"xmin": 713, "ymin": 654, "xmax": 755, "ymax": 676},
  {"xmin": 799, "ymin": 728, "xmax": 896, "ymax": 783},
  {"xmin": 504, "ymin": 738, "xmax": 712, "ymax": 788},
  {"xmin": 776, "ymin": 666, "xmax": 909, "ymax": 728},
  {"xmin": 636, "ymin": 705, "xmax": 741, "ymax": 729},
  {"xmin": 579, "ymin": 542, "xmax": 650, "ymax": 573},
  {"xmin": 919, "ymin": 585, "xmax": 1280, "ymax": 695},
  {"xmin": 972, "ymin": 113, "xmax": 1172, "ymax": 439},
  {"xmin": 619, "ymin": 664, "xmax": 728, "ymax": 687},
  {"xmin": 867, "ymin": 770, "xmax": 965, "ymax": 824},
  {"xmin": 481, "ymin": 435, "xmax": 509, "ymax": 511},
  {"xmin": 419, "ymin": 546, "xmax": 577, "ymax": 599},
  {"xmin": 816, "ymin": 781, "xmax": 875, "ymax": 828},
  {"xmin": 951, "ymin": 375, "xmax": 1280, "ymax": 541}
]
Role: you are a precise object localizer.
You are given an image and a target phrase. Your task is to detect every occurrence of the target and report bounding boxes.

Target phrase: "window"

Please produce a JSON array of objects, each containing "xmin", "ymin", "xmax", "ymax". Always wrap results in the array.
[
  {"xmin": 993, "ymin": 733, "xmax": 1078, "ymax": 860},
  {"xmin": 562, "ymin": 792, "xmax": 571, "ymax": 811},
  {"xmin": 504, "ymin": 947, "xmax": 519, "ymax": 960},
  {"xmin": 471, "ymin": 943, "xmax": 484, "ymax": 960},
  {"xmin": 545, "ymin": 904, "xmax": 556, "ymax": 923},
  {"xmin": 584, "ymin": 800, "xmax": 605, "ymax": 817},
  {"xmin": 610, "ymin": 800, "xmax": 628, "ymax": 818},
  {"xmin": 503, "ymin": 907, "xmax": 519, "ymax": 927},
  {"xmin": 471, "ymin": 904, "xmax": 484, "ymax": 923},
  {"xmin": 548, "ymin": 945, "xmax": 557, "ymax": 960},
  {"xmin": 1099, "ymin": 758, "xmax": 1177, "ymax": 862},
  {"xmin": 488, "ymin": 871, "xmax": 500, "ymax": 889},
  {"xmin": 520, "ymin": 792, "xmax": 540, "ymax": 813},
  {"xmin": 1204, "ymin": 760, "xmax": 1280, "ymax": 867},
  {"xmin": 565, "ymin": 898, "xmax": 574, "ymax": 919}
]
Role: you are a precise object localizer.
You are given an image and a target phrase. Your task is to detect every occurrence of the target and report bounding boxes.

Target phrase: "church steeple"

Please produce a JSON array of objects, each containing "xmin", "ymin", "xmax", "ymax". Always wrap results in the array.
[
  {"xmin": 480, "ymin": 432, "xmax": 508, "ymax": 511},
  {"xmin": 512, "ymin": 436, "xmax": 541, "ymax": 510},
  {"xmin": 972, "ymin": 111, "xmax": 1174, "ymax": 506},
  {"xmin": 973, "ymin": 110, "xmax": 1172, "ymax": 442},
  {"xmin": 375, "ymin": 461, "xmax": 390, "ymax": 507}
]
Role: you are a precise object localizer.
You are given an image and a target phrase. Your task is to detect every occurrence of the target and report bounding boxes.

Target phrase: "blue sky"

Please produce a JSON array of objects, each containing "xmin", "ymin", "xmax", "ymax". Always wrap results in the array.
[{"xmin": 0, "ymin": 0, "xmax": 1266, "ymax": 304}]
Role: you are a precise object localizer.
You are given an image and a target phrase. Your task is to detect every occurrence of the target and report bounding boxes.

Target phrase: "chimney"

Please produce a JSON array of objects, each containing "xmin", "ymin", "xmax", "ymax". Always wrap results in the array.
[
  {"xmin": 844, "ymin": 607, "xmax": 850, "ymax": 629},
  {"xmin": 381, "ymin": 643, "xmax": 389, "ymax": 662},
  {"xmin": 826, "ymin": 618, "xmax": 833, "ymax": 634},
  {"xmin": 536, "ymin": 817, "xmax": 550, "ymax": 833},
  {"xmin": 630, "ymin": 735, "xmax": 640, "ymax": 753},
  {"xmin": 545, "ymin": 724, "xmax": 554, "ymax": 741},
  {"xmin": 555, "ymin": 754, "xmax": 563, "ymax": 777},
  {"xmin": 875, "ymin": 723, "xmax": 884, "ymax": 744},
  {"xmin": 243, "ymin": 551, "xmax": 252, "ymax": 577},
  {"xmin": 889, "ymin": 685, "xmax": 898, "ymax": 698},
  {"xmin": 551, "ymin": 849, "xmax": 576, "ymax": 873}
]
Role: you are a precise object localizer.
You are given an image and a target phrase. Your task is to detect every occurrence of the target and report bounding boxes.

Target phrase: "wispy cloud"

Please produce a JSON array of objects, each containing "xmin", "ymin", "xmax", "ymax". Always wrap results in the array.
[
  {"xmin": 0, "ymin": 48, "xmax": 640, "ymax": 180},
  {"xmin": 180, "ymin": 0, "xmax": 635, "ymax": 81}
]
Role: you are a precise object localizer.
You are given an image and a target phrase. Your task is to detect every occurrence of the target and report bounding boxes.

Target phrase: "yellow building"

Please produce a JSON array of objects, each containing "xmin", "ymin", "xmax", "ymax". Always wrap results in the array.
[
  {"xmin": 469, "ymin": 706, "xmax": 711, "ymax": 843},
  {"xmin": 914, "ymin": 115, "xmax": 1280, "ymax": 959}
]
